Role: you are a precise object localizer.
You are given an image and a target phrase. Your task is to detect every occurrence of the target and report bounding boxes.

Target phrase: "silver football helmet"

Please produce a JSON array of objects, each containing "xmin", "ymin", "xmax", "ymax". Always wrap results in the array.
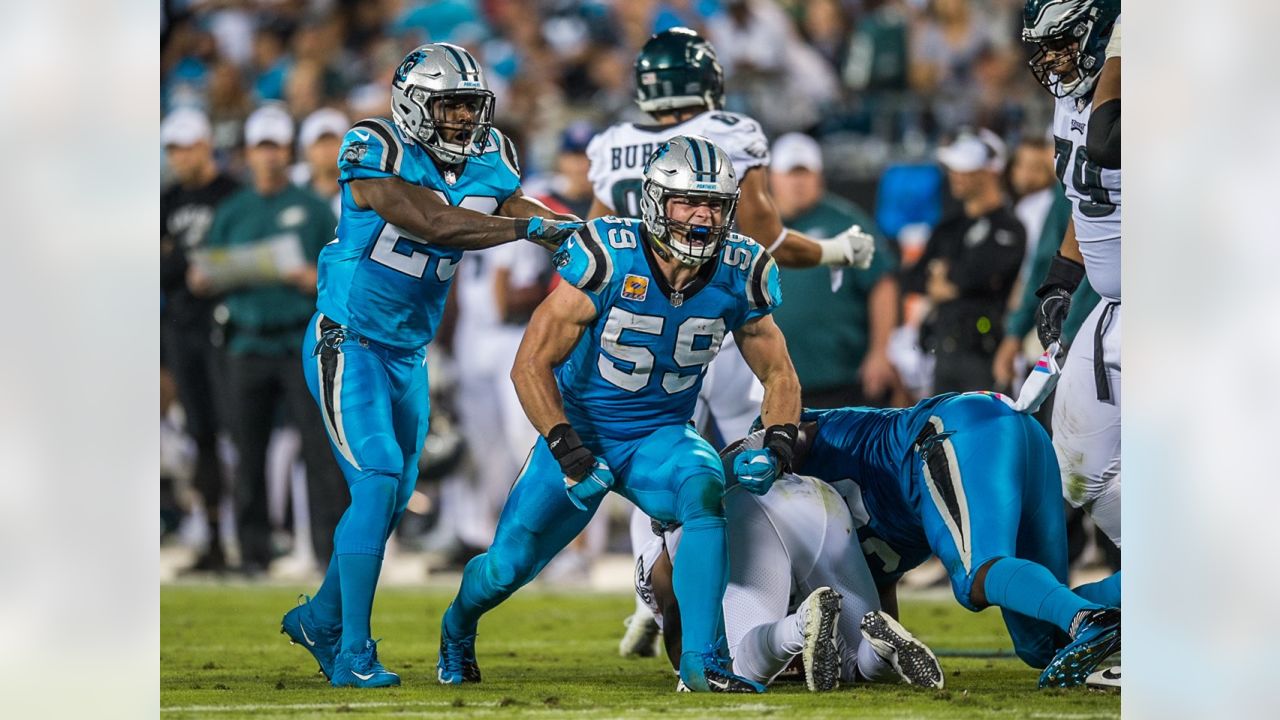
[
  {"xmin": 640, "ymin": 135, "xmax": 739, "ymax": 267},
  {"xmin": 390, "ymin": 43, "xmax": 494, "ymax": 164}
]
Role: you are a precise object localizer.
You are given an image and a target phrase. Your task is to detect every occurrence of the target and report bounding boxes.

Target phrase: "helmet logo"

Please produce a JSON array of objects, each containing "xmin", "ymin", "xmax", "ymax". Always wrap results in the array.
[{"xmin": 395, "ymin": 50, "xmax": 427, "ymax": 85}]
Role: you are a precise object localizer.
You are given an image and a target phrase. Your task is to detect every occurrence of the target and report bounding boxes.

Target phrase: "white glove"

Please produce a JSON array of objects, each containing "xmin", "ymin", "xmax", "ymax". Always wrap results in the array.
[{"xmin": 818, "ymin": 225, "xmax": 875, "ymax": 269}]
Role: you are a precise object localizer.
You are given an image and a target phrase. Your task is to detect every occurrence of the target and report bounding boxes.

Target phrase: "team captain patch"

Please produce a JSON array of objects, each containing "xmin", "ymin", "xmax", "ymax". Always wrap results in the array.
[{"xmin": 622, "ymin": 274, "xmax": 649, "ymax": 301}]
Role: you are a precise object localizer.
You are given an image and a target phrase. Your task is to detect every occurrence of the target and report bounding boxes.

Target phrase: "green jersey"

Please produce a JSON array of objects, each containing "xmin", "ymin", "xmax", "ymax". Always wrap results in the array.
[
  {"xmin": 772, "ymin": 194, "xmax": 897, "ymax": 392},
  {"xmin": 204, "ymin": 184, "xmax": 336, "ymax": 356}
]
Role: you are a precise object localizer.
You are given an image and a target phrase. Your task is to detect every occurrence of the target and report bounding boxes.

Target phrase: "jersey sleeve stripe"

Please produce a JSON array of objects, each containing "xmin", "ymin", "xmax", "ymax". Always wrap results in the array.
[
  {"xmin": 747, "ymin": 249, "xmax": 769, "ymax": 309},
  {"xmin": 354, "ymin": 119, "xmax": 401, "ymax": 175},
  {"xmin": 578, "ymin": 222, "xmax": 614, "ymax": 292},
  {"xmin": 497, "ymin": 130, "xmax": 521, "ymax": 176}
]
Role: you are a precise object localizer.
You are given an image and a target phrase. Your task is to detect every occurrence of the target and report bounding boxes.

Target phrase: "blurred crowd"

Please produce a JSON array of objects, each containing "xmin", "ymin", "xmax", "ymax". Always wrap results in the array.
[{"xmin": 160, "ymin": 0, "xmax": 1115, "ymax": 581}]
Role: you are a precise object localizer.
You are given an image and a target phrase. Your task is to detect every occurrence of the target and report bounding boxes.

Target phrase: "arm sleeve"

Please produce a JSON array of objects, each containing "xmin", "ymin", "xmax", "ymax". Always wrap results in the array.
[
  {"xmin": 551, "ymin": 219, "xmax": 619, "ymax": 314},
  {"xmin": 337, "ymin": 119, "xmax": 404, "ymax": 183},
  {"xmin": 1086, "ymin": 99, "xmax": 1121, "ymax": 169}
]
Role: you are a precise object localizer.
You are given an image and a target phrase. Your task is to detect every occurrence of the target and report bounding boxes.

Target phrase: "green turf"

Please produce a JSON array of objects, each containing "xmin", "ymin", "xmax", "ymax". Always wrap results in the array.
[{"xmin": 161, "ymin": 585, "xmax": 1118, "ymax": 718}]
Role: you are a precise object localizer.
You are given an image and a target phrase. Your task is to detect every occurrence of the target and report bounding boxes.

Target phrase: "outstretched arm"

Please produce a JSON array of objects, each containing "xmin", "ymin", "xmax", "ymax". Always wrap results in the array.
[{"xmin": 735, "ymin": 168, "xmax": 874, "ymax": 269}]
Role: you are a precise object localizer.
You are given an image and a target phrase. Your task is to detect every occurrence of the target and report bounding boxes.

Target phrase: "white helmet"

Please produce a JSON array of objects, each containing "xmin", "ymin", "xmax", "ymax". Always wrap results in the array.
[
  {"xmin": 390, "ymin": 43, "xmax": 494, "ymax": 164},
  {"xmin": 640, "ymin": 135, "xmax": 740, "ymax": 267}
]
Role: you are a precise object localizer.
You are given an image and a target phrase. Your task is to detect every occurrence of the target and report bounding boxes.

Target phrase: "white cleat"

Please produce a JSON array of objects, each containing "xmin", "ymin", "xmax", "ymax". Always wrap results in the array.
[
  {"xmin": 619, "ymin": 611, "xmax": 662, "ymax": 658},
  {"xmin": 1086, "ymin": 664, "xmax": 1121, "ymax": 689},
  {"xmin": 797, "ymin": 587, "xmax": 842, "ymax": 692},
  {"xmin": 860, "ymin": 610, "xmax": 944, "ymax": 689}
]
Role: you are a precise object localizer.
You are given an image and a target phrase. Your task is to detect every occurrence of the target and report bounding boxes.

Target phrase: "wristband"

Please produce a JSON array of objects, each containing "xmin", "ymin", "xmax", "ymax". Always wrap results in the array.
[
  {"xmin": 817, "ymin": 238, "xmax": 845, "ymax": 266},
  {"xmin": 763, "ymin": 423, "xmax": 799, "ymax": 473},
  {"xmin": 1035, "ymin": 253, "xmax": 1086, "ymax": 297},
  {"xmin": 546, "ymin": 422, "xmax": 583, "ymax": 459}
]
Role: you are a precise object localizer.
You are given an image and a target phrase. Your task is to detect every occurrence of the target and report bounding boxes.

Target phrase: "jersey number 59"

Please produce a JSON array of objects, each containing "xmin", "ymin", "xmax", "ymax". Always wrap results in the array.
[{"xmin": 598, "ymin": 308, "xmax": 725, "ymax": 394}]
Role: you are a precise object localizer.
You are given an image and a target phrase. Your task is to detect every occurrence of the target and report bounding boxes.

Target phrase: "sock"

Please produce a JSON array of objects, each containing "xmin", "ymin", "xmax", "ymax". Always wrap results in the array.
[
  {"xmin": 672, "ymin": 514, "xmax": 728, "ymax": 657},
  {"xmin": 981, "ymin": 557, "xmax": 1098, "ymax": 635},
  {"xmin": 855, "ymin": 637, "xmax": 899, "ymax": 683},
  {"xmin": 338, "ymin": 552, "xmax": 383, "ymax": 653},
  {"xmin": 1073, "ymin": 571, "xmax": 1121, "ymax": 608},
  {"xmin": 309, "ymin": 553, "xmax": 343, "ymax": 627},
  {"xmin": 733, "ymin": 613, "xmax": 804, "ymax": 683}
]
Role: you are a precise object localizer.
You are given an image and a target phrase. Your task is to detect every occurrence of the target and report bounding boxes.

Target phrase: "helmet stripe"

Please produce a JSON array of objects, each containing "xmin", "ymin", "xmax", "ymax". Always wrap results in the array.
[
  {"xmin": 703, "ymin": 139, "xmax": 720, "ymax": 177},
  {"xmin": 688, "ymin": 138, "xmax": 705, "ymax": 180},
  {"xmin": 442, "ymin": 44, "xmax": 477, "ymax": 78}
]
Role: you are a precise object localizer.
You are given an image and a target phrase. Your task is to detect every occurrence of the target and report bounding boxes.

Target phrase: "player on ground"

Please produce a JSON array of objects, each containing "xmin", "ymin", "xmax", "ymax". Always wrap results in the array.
[
  {"xmin": 1022, "ymin": 0, "xmax": 1122, "ymax": 548},
  {"xmin": 785, "ymin": 389, "xmax": 1121, "ymax": 688},
  {"xmin": 635, "ymin": 455, "xmax": 943, "ymax": 692},
  {"xmin": 592, "ymin": 27, "xmax": 877, "ymax": 655},
  {"xmin": 278, "ymin": 43, "xmax": 583, "ymax": 689},
  {"xmin": 436, "ymin": 136, "xmax": 802, "ymax": 693}
]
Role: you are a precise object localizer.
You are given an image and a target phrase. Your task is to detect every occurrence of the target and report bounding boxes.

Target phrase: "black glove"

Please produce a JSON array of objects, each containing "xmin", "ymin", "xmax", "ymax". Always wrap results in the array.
[
  {"xmin": 545, "ymin": 423, "xmax": 594, "ymax": 480},
  {"xmin": 1033, "ymin": 253, "xmax": 1085, "ymax": 348},
  {"xmin": 763, "ymin": 423, "xmax": 799, "ymax": 473}
]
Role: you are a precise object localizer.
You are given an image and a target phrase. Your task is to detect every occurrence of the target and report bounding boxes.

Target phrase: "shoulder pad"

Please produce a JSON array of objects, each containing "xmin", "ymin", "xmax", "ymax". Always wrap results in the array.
[
  {"xmin": 487, "ymin": 128, "xmax": 521, "ymax": 177},
  {"xmin": 338, "ymin": 118, "xmax": 404, "ymax": 180},
  {"xmin": 553, "ymin": 216, "xmax": 637, "ymax": 295},
  {"xmin": 725, "ymin": 234, "xmax": 780, "ymax": 312},
  {"xmin": 699, "ymin": 112, "xmax": 770, "ymax": 165}
]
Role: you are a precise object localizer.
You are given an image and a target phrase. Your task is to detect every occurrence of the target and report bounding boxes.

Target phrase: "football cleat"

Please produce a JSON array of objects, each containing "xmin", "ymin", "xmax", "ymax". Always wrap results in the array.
[
  {"xmin": 437, "ymin": 619, "xmax": 481, "ymax": 685},
  {"xmin": 797, "ymin": 587, "xmax": 842, "ymax": 692},
  {"xmin": 330, "ymin": 639, "xmax": 400, "ymax": 688},
  {"xmin": 860, "ymin": 610, "xmax": 945, "ymax": 689},
  {"xmin": 678, "ymin": 644, "xmax": 766, "ymax": 693},
  {"xmin": 619, "ymin": 611, "xmax": 662, "ymax": 658},
  {"xmin": 1039, "ymin": 608, "xmax": 1120, "ymax": 688},
  {"xmin": 280, "ymin": 595, "xmax": 341, "ymax": 680},
  {"xmin": 1086, "ymin": 664, "xmax": 1121, "ymax": 689}
]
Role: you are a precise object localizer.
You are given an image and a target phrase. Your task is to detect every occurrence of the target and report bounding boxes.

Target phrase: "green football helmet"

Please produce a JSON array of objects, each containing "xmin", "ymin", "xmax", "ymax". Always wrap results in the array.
[
  {"xmin": 634, "ymin": 27, "xmax": 724, "ymax": 114},
  {"xmin": 1022, "ymin": 0, "xmax": 1119, "ymax": 100}
]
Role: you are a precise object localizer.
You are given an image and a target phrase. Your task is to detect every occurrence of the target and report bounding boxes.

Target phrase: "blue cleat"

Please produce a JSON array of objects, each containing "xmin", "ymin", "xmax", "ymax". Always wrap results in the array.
[
  {"xmin": 330, "ymin": 639, "xmax": 400, "ymax": 688},
  {"xmin": 437, "ymin": 619, "xmax": 481, "ymax": 685},
  {"xmin": 1039, "ymin": 608, "xmax": 1120, "ymax": 688},
  {"xmin": 678, "ymin": 643, "xmax": 767, "ymax": 693},
  {"xmin": 280, "ymin": 595, "xmax": 340, "ymax": 680}
]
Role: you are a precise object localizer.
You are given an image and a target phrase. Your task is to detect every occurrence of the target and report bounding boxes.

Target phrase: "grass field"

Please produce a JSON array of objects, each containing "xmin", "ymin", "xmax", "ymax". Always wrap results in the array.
[{"xmin": 161, "ymin": 585, "xmax": 1119, "ymax": 719}]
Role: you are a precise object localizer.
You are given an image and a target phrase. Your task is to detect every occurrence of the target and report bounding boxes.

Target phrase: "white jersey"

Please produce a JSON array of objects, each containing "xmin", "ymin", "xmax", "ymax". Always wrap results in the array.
[
  {"xmin": 1053, "ymin": 96, "xmax": 1122, "ymax": 300},
  {"xmin": 635, "ymin": 473, "xmax": 857, "ymax": 631},
  {"xmin": 586, "ymin": 110, "xmax": 771, "ymax": 217}
]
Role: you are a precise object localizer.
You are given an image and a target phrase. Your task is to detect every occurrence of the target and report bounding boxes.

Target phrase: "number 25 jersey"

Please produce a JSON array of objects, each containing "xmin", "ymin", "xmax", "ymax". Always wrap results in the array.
[
  {"xmin": 553, "ymin": 216, "xmax": 780, "ymax": 442},
  {"xmin": 317, "ymin": 117, "xmax": 522, "ymax": 350}
]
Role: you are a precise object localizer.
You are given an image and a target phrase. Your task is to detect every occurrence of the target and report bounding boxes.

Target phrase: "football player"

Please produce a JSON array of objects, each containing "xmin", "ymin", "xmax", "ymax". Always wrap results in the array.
[
  {"xmin": 780, "ymin": 391, "xmax": 1121, "ymax": 688},
  {"xmin": 635, "ymin": 457, "xmax": 943, "ymax": 692},
  {"xmin": 278, "ymin": 43, "xmax": 583, "ymax": 688},
  {"xmin": 1023, "ymin": 0, "xmax": 1122, "ymax": 548},
  {"xmin": 436, "ymin": 136, "xmax": 802, "ymax": 693},
  {"xmin": 591, "ymin": 27, "xmax": 877, "ymax": 655}
]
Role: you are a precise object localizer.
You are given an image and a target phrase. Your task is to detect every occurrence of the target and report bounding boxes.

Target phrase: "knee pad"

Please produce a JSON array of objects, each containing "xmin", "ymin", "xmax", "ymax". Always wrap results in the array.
[
  {"xmin": 1061, "ymin": 458, "xmax": 1120, "ymax": 509},
  {"xmin": 479, "ymin": 543, "xmax": 538, "ymax": 596},
  {"xmin": 355, "ymin": 433, "xmax": 405, "ymax": 478},
  {"xmin": 676, "ymin": 473, "xmax": 726, "ymax": 522},
  {"xmin": 336, "ymin": 473, "xmax": 398, "ymax": 556}
]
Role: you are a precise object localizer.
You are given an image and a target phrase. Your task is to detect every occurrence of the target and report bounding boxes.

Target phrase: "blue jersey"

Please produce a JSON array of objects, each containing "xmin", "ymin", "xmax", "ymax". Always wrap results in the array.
[
  {"xmin": 797, "ymin": 395, "xmax": 957, "ymax": 582},
  {"xmin": 553, "ymin": 216, "xmax": 780, "ymax": 442},
  {"xmin": 316, "ymin": 118, "xmax": 523, "ymax": 349}
]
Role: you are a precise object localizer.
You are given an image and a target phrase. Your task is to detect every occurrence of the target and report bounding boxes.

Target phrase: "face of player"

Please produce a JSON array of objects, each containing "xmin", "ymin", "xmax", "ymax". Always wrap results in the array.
[
  {"xmin": 165, "ymin": 142, "xmax": 213, "ymax": 185},
  {"xmin": 665, "ymin": 195, "xmax": 724, "ymax": 248},
  {"xmin": 1036, "ymin": 36, "xmax": 1081, "ymax": 85},
  {"xmin": 246, "ymin": 141, "xmax": 291, "ymax": 184},
  {"xmin": 431, "ymin": 94, "xmax": 485, "ymax": 146}
]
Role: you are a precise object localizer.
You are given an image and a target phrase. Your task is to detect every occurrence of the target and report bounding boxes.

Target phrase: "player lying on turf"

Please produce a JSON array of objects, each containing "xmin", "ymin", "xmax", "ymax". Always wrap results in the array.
[
  {"xmin": 759, "ymin": 383, "xmax": 1121, "ymax": 688},
  {"xmin": 436, "ymin": 135, "xmax": 803, "ymax": 693},
  {"xmin": 634, "ymin": 461, "xmax": 943, "ymax": 692}
]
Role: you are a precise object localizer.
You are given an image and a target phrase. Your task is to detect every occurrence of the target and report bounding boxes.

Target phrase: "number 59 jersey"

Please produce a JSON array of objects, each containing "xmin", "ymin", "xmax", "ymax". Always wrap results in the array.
[
  {"xmin": 1054, "ymin": 97, "xmax": 1121, "ymax": 300},
  {"xmin": 552, "ymin": 216, "xmax": 780, "ymax": 442},
  {"xmin": 317, "ymin": 117, "xmax": 522, "ymax": 350}
]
